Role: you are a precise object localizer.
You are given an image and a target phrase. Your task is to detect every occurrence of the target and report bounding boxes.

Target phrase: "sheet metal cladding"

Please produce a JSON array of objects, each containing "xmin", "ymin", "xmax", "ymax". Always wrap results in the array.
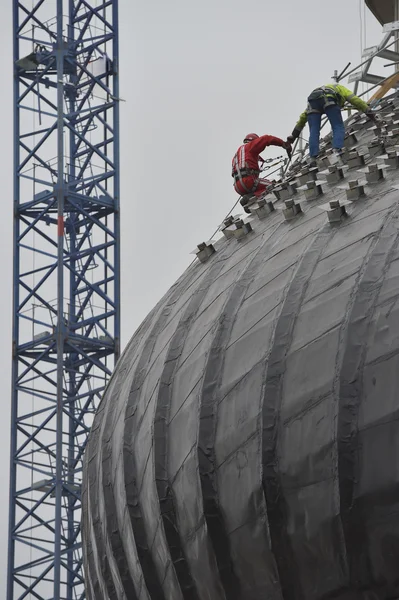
[{"xmin": 82, "ymin": 98, "xmax": 399, "ymax": 600}]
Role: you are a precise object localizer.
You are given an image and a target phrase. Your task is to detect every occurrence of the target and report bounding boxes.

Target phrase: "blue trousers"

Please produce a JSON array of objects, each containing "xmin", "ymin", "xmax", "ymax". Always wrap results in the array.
[{"xmin": 307, "ymin": 98, "xmax": 345, "ymax": 157}]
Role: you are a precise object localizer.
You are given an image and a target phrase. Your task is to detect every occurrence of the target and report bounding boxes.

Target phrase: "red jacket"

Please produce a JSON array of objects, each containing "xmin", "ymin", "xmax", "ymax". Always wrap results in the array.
[{"xmin": 232, "ymin": 135, "xmax": 287, "ymax": 175}]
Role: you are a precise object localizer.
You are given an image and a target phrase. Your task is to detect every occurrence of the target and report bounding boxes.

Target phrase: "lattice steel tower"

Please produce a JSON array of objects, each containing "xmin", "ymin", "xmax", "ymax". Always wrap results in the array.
[{"xmin": 8, "ymin": 0, "xmax": 120, "ymax": 597}]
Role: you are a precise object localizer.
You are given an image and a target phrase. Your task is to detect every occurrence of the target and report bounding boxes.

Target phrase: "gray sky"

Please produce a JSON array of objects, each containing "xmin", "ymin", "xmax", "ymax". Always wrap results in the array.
[{"xmin": 0, "ymin": 0, "xmax": 384, "ymax": 594}]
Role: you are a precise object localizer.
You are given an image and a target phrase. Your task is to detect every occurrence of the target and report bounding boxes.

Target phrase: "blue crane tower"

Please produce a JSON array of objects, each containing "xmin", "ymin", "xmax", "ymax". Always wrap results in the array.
[{"xmin": 8, "ymin": 0, "xmax": 120, "ymax": 598}]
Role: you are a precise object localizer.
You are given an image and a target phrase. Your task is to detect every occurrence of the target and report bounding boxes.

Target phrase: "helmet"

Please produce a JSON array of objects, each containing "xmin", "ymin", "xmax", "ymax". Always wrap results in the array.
[{"xmin": 243, "ymin": 133, "xmax": 259, "ymax": 143}]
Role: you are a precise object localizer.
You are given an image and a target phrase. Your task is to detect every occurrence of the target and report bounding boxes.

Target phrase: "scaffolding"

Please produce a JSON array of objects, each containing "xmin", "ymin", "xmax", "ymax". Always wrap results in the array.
[{"xmin": 8, "ymin": 1, "xmax": 120, "ymax": 598}]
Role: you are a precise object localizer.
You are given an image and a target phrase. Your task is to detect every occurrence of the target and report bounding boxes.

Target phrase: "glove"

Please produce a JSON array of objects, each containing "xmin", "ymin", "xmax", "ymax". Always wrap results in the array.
[
  {"xmin": 289, "ymin": 128, "xmax": 301, "ymax": 142},
  {"xmin": 283, "ymin": 141, "xmax": 292, "ymax": 159}
]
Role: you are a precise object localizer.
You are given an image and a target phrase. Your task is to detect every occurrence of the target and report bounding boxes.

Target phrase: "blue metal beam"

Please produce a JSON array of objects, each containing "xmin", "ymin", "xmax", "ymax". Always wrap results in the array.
[{"xmin": 8, "ymin": 0, "xmax": 120, "ymax": 597}]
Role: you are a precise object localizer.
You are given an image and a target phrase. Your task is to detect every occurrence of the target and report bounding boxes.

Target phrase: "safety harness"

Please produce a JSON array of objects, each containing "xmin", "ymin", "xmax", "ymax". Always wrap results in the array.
[
  {"xmin": 306, "ymin": 85, "xmax": 342, "ymax": 114},
  {"xmin": 231, "ymin": 145, "xmax": 260, "ymax": 193}
]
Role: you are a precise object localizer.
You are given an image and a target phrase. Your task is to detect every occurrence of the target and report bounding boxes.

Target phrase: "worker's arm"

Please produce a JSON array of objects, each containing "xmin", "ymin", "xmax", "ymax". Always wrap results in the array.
[
  {"xmin": 288, "ymin": 110, "xmax": 308, "ymax": 142},
  {"xmin": 250, "ymin": 134, "xmax": 288, "ymax": 154},
  {"xmin": 336, "ymin": 84, "xmax": 369, "ymax": 113}
]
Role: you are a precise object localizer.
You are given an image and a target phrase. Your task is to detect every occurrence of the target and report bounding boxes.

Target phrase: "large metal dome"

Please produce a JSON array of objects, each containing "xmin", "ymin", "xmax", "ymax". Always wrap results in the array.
[{"xmin": 82, "ymin": 95, "xmax": 399, "ymax": 600}]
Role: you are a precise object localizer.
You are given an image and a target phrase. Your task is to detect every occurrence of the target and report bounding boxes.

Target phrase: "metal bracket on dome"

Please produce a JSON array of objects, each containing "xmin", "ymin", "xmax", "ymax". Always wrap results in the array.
[
  {"xmin": 384, "ymin": 148, "xmax": 399, "ymax": 168},
  {"xmin": 221, "ymin": 215, "xmax": 241, "ymax": 239},
  {"xmin": 192, "ymin": 241, "xmax": 216, "ymax": 263},
  {"xmin": 386, "ymin": 118, "xmax": 399, "ymax": 132},
  {"xmin": 223, "ymin": 218, "xmax": 253, "ymax": 240},
  {"xmin": 350, "ymin": 116, "xmax": 369, "ymax": 131},
  {"xmin": 316, "ymin": 155, "xmax": 331, "ymax": 170},
  {"xmin": 319, "ymin": 199, "xmax": 350, "ymax": 223},
  {"xmin": 248, "ymin": 198, "xmax": 275, "ymax": 220},
  {"xmin": 344, "ymin": 132, "xmax": 358, "ymax": 148},
  {"xmin": 282, "ymin": 199, "xmax": 302, "ymax": 221},
  {"xmin": 386, "ymin": 127, "xmax": 399, "ymax": 143},
  {"xmin": 296, "ymin": 167, "xmax": 319, "ymax": 187},
  {"xmin": 368, "ymin": 138, "xmax": 386, "ymax": 158},
  {"xmin": 318, "ymin": 164, "xmax": 345, "ymax": 185},
  {"xmin": 341, "ymin": 180, "xmax": 366, "ymax": 201},
  {"xmin": 319, "ymin": 148, "xmax": 347, "ymax": 169},
  {"xmin": 358, "ymin": 163, "xmax": 388, "ymax": 184},
  {"xmin": 297, "ymin": 180, "xmax": 324, "ymax": 201},
  {"xmin": 347, "ymin": 150, "xmax": 366, "ymax": 170},
  {"xmin": 339, "ymin": 147, "xmax": 351, "ymax": 162},
  {"xmin": 380, "ymin": 100, "xmax": 399, "ymax": 115},
  {"xmin": 273, "ymin": 182, "xmax": 297, "ymax": 202}
]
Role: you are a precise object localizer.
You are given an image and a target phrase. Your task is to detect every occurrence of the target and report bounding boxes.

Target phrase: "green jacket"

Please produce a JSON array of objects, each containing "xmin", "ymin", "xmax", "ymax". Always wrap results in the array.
[{"xmin": 293, "ymin": 84, "xmax": 369, "ymax": 134}]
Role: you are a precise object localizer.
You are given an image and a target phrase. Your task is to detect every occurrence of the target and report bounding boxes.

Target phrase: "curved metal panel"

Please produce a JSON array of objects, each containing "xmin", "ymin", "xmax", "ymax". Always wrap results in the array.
[{"xmin": 83, "ymin": 95, "xmax": 399, "ymax": 600}]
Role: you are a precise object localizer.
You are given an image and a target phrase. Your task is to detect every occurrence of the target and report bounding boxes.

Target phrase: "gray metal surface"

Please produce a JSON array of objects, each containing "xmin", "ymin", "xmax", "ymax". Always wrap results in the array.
[
  {"xmin": 82, "ymin": 96, "xmax": 399, "ymax": 600},
  {"xmin": 366, "ymin": 0, "xmax": 395, "ymax": 24}
]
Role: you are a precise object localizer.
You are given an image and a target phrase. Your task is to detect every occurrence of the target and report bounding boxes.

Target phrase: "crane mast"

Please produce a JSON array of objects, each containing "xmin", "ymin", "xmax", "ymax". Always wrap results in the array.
[{"xmin": 8, "ymin": 0, "xmax": 120, "ymax": 597}]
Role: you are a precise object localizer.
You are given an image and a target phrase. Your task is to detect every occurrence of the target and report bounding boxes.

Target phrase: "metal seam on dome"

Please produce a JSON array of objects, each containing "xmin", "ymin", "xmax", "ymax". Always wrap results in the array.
[
  {"xmin": 123, "ymin": 288, "xmax": 196, "ymax": 600},
  {"xmin": 154, "ymin": 253, "xmax": 231, "ymax": 600},
  {"xmin": 101, "ymin": 363, "xmax": 139, "ymax": 600},
  {"xmin": 122, "ymin": 240, "xmax": 238, "ymax": 599},
  {"xmin": 198, "ymin": 220, "xmax": 288, "ymax": 600},
  {"xmin": 83, "ymin": 462, "xmax": 108, "ymax": 600},
  {"xmin": 85, "ymin": 396, "xmax": 121, "ymax": 600},
  {"xmin": 88, "ymin": 310, "xmax": 178, "ymax": 599},
  {"xmin": 337, "ymin": 204, "xmax": 399, "ymax": 589},
  {"xmin": 97, "ymin": 308, "xmax": 163, "ymax": 600},
  {"xmin": 84, "ymin": 459, "xmax": 106, "ymax": 600},
  {"xmin": 261, "ymin": 224, "xmax": 334, "ymax": 600},
  {"xmin": 326, "ymin": 207, "xmax": 397, "ymax": 594},
  {"xmin": 82, "ymin": 458, "xmax": 94, "ymax": 600}
]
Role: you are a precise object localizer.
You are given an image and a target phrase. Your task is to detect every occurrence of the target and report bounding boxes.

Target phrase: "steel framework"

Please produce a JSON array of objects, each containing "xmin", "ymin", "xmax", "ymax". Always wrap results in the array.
[
  {"xmin": 8, "ymin": 0, "xmax": 120, "ymax": 598},
  {"xmin": 283, "ymin": 26, "xmax": 399, "ymax": 175}
]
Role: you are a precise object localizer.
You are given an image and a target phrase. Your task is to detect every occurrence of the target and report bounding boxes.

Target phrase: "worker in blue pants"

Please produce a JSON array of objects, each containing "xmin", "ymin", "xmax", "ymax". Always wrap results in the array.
[
  {"xmin": 287, "ymin": 83, "xmax": 377, "ymax": 163},
  {"xmin": 306, "ymin": 99, "xmax": 345, "ymax": 157}
]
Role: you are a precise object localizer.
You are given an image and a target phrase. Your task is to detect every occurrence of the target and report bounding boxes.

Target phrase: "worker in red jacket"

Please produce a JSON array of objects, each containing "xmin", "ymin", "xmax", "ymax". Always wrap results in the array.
[{"xmin": 232, "ymin": 133, "xmax": 292, "ymax": 200}]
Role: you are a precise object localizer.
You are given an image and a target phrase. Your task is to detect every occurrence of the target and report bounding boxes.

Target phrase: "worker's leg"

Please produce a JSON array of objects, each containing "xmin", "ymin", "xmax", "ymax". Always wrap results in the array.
[
  {"xmin": 325, "ymin": 104, "xmax": 345, "ymax": 150},
  {"xmin": 234, "ymin": 176, "xmax": 258, "ymax": 196},
  {"xmin": 254, "ymin": 179, "xmax": 271, "ymax": 197},
  {"xmin": 307, "ymin": 97, "xmax": 324, "ymax": 158},
  {"xmin": 307, "ymin": 112, "xmax": 322, "ymax": 157}
]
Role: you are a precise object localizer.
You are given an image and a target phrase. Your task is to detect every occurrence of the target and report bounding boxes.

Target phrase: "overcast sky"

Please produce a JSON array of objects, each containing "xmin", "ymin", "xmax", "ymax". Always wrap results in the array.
[{"xmin": 0, "ymin": 0, "xmax": 384, "ymax": 595}]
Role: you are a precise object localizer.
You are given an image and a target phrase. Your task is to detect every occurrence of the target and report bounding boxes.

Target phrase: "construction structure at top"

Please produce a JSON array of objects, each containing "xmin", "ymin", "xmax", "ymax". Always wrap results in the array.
[
  {"xmin": 366, "ymin": 0, "xmax": 399, "ymax": 25},
  {"xmin": 8, "ymin": 0, "xmax": 120, "ymax": 598}
]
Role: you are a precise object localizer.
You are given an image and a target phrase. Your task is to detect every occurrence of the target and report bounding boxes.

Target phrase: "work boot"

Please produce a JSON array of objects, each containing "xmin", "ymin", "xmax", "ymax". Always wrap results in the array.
[
  {"xmin": 332, "ymin": 148, "xmax": 345, "ymax": 166},
  {"xmin": 240, "ymin": 194, "xmax": 257, "ymax": 208}
]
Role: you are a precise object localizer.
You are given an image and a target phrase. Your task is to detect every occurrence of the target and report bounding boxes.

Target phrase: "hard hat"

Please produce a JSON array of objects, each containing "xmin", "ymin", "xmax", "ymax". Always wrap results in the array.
[{"xmin": 243, "ymin": 133, "xmax": 259, "ymax": 143}]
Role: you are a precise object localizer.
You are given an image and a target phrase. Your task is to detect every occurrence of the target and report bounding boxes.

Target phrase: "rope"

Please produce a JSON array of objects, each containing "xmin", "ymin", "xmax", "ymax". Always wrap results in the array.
[
  {"xmin": 189, "ymin": 158, "xmax": 289, "ymax": 270},
  {"xmin": 358, "ymin": 0, "xmax": 368, "ymax": 97},
  {"xmin": 359, "ymin": 0, "xmax": 364, "ymax": 95},
  {"xmin": 359, "ymin": 0, "xmax": 363, "ymax": 59}
]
